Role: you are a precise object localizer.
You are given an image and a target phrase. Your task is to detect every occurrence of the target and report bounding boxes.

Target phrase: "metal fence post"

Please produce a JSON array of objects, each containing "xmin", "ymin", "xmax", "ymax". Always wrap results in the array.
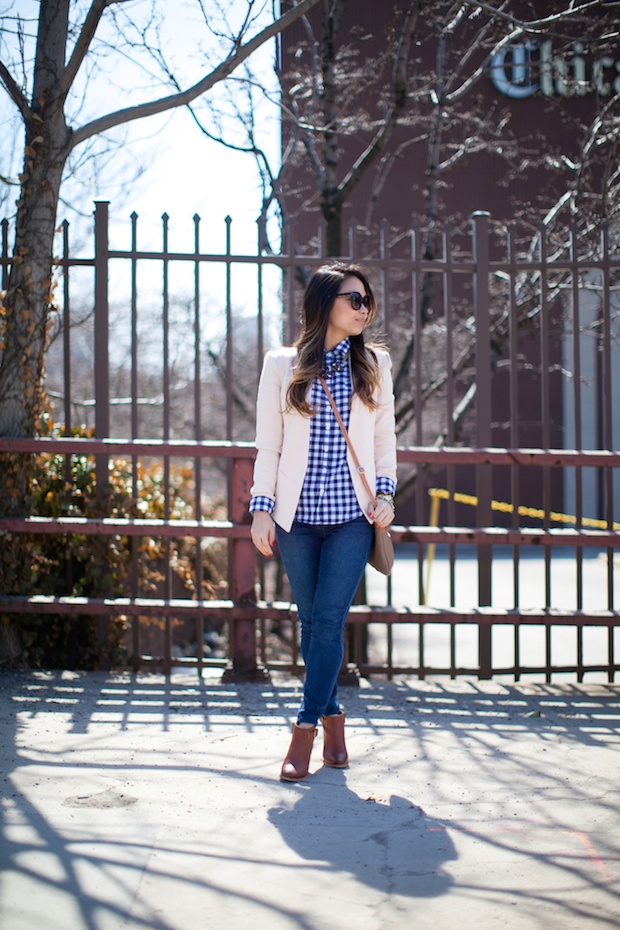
[
  {"xmin": 472, "ymin": 211, "xmax": 493, "ymax": 678},
  {"xmin": 223, "ymin": 453, "xmax": 269, "ymax": 681},
  {"xmin": 93, "ymin": 201, "xmax": 111, "ymax": 668},
  {"xmin": 94, "ymin": 201, "xmax": 110, "ymax": 485}
]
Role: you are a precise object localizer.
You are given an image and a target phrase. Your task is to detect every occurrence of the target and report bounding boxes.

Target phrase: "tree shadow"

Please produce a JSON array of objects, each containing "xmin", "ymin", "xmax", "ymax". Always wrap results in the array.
[
  {"xmin": 0, "ymin": 670, "xmax": 315, "ymax": 930},
  {"xmin": 2, "ymin": 671, "xmax": 620, "ymax": 928},
  {"xmin": 268, "ymin": 772, "xmax": 456, "ymax": 898}
]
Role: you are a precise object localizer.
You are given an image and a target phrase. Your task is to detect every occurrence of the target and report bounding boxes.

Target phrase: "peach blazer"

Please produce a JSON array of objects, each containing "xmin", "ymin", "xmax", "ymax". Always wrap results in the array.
[{"xmin": 251, "ymin": 346, "xmax": 397, "ymax": 532}]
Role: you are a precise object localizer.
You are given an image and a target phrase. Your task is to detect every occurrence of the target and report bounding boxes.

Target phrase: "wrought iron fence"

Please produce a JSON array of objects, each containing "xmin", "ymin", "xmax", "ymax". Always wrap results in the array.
[{"xmin": 1, "ymin": 202, "xmax": 620, "ymax": 681}]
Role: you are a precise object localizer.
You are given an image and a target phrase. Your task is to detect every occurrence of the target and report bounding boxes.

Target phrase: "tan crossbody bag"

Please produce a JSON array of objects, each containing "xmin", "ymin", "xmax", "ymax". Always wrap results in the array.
[{"xmin": 319, "ymin": 376, "xmax": 395, "ymax": 576}]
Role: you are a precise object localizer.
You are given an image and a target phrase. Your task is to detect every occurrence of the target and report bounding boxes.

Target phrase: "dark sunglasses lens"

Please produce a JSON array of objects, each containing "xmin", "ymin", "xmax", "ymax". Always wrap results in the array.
[{"xmin": 351, "ymin": 294, "xmax": 371, "ymax": 311}]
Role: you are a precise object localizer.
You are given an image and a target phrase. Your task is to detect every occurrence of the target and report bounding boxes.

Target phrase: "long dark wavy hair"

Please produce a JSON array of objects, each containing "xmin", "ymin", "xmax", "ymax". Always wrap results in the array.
[{"xmin": 286, "ymin": 263, "xmax": 383, "ymax": 415}]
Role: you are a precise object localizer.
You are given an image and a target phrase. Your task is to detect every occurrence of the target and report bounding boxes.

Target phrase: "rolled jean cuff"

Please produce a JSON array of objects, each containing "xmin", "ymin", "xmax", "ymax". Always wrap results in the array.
[{"xmin": 297, "ymin": 700, "xmax": 341, "ymax": 726}]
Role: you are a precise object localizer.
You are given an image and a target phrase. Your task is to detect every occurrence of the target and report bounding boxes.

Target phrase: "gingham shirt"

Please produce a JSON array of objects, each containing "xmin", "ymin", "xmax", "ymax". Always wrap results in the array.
[{"xmin": 250, "ymin": 338, "xmax": 395, "ymax": 525}]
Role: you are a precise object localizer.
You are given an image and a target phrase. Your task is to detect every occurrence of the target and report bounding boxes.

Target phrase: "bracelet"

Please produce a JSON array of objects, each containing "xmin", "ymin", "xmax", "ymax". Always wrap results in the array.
[{"xmin": 375, "ymin": 492, "xmax": 395, "ymax": 512}]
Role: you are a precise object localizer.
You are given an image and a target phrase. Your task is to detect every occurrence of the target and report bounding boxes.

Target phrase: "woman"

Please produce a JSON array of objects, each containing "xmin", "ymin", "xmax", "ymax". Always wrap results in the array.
[{"xmin": 250, "ymin": 263, "xmax": 397, "ymax": 781}]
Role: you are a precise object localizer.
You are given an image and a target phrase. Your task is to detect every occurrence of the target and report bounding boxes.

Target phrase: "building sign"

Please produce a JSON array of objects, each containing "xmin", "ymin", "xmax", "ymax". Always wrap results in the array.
[{"xmin": 490, "ymin": 41, "xmax": 620, "ymax": 98}]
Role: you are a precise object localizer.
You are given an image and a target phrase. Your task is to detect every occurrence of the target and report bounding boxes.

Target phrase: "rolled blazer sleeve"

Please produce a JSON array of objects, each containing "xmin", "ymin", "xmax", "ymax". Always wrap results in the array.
[{"xmin": 374, "ymin": 350, "xmax": 398, "ymax": 486}]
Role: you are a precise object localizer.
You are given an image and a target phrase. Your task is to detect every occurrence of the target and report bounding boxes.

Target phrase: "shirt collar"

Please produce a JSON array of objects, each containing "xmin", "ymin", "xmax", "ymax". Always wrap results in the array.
[{"xmin": 324, "ymin": 337, "xmax": 350, "ymax": 362}]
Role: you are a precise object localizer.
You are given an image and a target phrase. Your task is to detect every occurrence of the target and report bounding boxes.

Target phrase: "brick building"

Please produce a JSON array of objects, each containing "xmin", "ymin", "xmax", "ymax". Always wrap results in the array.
[{"xmin": 277, "ymin": 2, "xmax": 620, "ymax": 524}]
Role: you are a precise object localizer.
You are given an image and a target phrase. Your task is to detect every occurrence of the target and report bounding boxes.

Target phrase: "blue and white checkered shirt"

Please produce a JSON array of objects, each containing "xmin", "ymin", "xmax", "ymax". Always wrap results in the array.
[{"xmin": 250, "ymin": 338, "xmax": 395, "ymax": 524}]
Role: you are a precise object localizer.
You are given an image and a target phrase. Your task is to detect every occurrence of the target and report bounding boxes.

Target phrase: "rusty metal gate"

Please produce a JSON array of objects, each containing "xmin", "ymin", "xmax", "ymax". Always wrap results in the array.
[{"xmin": 1, "ymin": 202, "xmax": 619, "ymax": 681}]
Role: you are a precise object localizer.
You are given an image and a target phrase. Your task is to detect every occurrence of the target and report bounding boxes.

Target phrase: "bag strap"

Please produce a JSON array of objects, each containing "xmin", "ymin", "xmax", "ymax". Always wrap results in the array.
[{"xmin": 319, "ymin": 375, "xmax": 376, "ymax": 506}]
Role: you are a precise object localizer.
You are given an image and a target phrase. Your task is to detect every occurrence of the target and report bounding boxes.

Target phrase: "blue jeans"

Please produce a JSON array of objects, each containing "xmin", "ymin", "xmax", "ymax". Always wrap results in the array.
[{"xmin": 276, "ymin": 516, "xmax": 373, "ymax": 725}]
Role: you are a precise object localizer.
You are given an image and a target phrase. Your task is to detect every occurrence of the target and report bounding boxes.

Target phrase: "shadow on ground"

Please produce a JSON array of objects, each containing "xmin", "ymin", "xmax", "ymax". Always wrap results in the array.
[{"xmin": 1, "ymin": 670, "xmax": 619, "ymax": 929}]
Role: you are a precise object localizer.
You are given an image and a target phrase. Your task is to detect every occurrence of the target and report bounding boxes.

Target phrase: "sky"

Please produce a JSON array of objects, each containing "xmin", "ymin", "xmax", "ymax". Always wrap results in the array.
[
  {"xmin": 101, "ymin": 99, "xmax": 279, "ymax": 256},
  {"xmin": 100, "ymin": 1, "xmax": 282, "ymax": 258},
  {"xmin": 0, "ymin": 0, "xmax": 283, "ymax": 253}
]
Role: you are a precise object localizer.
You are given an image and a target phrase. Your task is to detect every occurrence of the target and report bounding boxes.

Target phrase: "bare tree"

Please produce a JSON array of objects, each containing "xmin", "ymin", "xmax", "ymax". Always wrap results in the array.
[
  {"xmin": 0, "ymin": 0, "xmax": 322, "ymax": 443},
  {"xmin": 391, "ymin": 1, "xmax": 620, "ymax": 451},
  {"xmin": 276, "ymin": 0, "xmax": 423, "ymax": 256},
  {"xmin": 0, "ymin": 0, "xmax": 323, "ymax": 666},
  {"xmin": 195, "ymin": 0, "xmax": 620, "ymax": 271}
]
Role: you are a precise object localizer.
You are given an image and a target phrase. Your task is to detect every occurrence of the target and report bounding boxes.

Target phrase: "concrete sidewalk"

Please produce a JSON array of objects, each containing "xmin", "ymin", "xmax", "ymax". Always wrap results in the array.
[{"xmin": 1, "ymin": 670, "xmax": 619, "ymax": 930}]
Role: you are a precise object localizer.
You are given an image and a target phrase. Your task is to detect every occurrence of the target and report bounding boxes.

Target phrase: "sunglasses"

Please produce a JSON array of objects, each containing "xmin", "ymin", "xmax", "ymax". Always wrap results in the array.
[{"xmin": 337, "ymin": 291, "xmax": 372, "ymax": 311}]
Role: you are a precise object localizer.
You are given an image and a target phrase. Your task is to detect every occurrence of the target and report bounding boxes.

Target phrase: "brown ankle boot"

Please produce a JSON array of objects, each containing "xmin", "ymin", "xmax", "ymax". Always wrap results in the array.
[
  {"xmin": 280, "ymin": 724, "xmax": 317, "ymax": 782},
  {"xmin": 321, "ymin": 712, "xmax": 348, "ymax": 767}
]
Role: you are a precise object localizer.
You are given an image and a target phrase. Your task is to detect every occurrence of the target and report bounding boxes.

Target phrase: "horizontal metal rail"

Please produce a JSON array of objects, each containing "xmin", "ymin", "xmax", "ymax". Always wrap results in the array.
[
  {"xmin": 355, "ymin": 661, "xmax": 620, "ymax": 678},
  {"xmin": 2, "ymin": 436, "xmax": 619, "ymax": 468},
  {"xmin": 42, "ymin": 246, "xmax": 620, "ymax": 274},
  {"xmin": 2, "ymin": 595, "xmax": 617, "ymax": 682},
  {"xmin": 1, "ymin": 516, "xmax": 618, "ymax": 549},
  {"xmin": 0, "ymin": 516, "xmax": 246, "ymax": 537},
  {"xmin": 0, "ymin": 437, "xmax": 256, "ymax": 456},
  {"xmin": 1, "ymin": 595, "xmax": 619, "ymax": 627}
]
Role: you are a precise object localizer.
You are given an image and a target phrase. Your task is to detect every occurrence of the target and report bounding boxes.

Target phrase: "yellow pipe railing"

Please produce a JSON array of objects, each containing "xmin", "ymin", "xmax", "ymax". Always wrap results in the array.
[{"xmin": 422, "ymin": 487, "xmax": 620, "ymax": 605}]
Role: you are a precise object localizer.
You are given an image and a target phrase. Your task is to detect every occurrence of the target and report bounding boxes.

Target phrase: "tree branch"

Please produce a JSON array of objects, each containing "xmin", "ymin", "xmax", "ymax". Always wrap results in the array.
[
  {"xmin": 462, "ymin": 0, "xmax": 614, "ymax": 34},
  {"xmin": 338, "ymin": 0, "xmax": 421, "ymax": 203},
  {"xmin": 296, "ymin": 100, "xmax": 325, "ymax": 181},
  {"xmin": 69, "ymin": 0, "xmax": 322, "ymax": 151},
  {"xmin": 445, "ymin": 28, "xmax": 522, "ymax": 102},
  {"xmin": 59, "ymin": 0, "xmax": 116, "ymax": 100},
  {"xmin": 0, "ymin": 58, "xmax": 30, "ymax": 121}
]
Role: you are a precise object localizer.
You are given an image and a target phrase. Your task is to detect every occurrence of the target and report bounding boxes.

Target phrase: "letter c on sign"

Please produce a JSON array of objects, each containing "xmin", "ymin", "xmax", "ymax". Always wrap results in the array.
[{"xmin": 490, "ymin": 45, "xmax": 539, "ymax": 98}]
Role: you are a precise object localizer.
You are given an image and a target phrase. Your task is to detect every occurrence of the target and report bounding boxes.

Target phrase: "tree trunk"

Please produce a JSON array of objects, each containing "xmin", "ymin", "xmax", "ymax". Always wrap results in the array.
[
  {"xmin": 0, "ymin": 151, "xmax": 66, "ymax": 438},
  {"xmin": 0, "ymin": 136, "xmax": 67, "ymax": 665},
  {"xmin": 323, "ymin": 195, "xmax": 343, "ymax": 257},
  {"xmin": 0, "ymin": 0, "xmax": 71, "ymax": 664},
  {"xmin": 0, "ymin": 0, "xmax": 70, "ymax": 438},
  {"xmin": 320, "ymin": 0, "xmax": 343, "ymax": 256}
]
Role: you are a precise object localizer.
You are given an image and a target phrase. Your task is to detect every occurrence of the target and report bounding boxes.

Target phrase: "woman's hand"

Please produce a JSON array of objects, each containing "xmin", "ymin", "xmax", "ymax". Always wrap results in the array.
[
  {"xmin": 251, "ymin": 511, "xmax": 276, "ymax": 556},
  {"xmin": 369, "ymin": 499, "xmax": 394, "ymax": 529}
]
